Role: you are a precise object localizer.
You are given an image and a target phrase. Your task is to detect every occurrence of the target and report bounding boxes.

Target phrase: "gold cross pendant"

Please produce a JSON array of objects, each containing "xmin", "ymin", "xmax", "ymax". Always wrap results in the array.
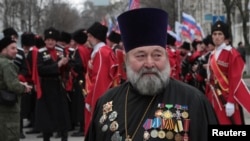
[{"xmin": 125, "ymin": 135, "xmax": 132, "ymax": 141}]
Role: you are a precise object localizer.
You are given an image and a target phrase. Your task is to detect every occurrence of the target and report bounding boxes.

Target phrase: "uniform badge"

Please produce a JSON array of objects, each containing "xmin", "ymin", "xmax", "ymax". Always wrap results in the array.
[
  {"xmin": 109, "ymin": 111, "xmax": 118, "ymax": 121},
  {"xmin": 110, "ymin": 121, "xmax": 119, "ymax": 132},
  {"xmin": 111, "ymin": 131, "xmax": 122, "ymax": 141},
  {"xmin": 102, "ymin": 124, "xmax": 108, "ymax": 132},
  {"xmin": 143, "ymin": 131, "xmax": 150, "ymax": 141},
  {"xmin": 103, "ymin": 101, "xmax": 113, "ymax": 114},
  {"xmin": 99, "ymin": 114, "xmax": 107, "ymax": 124}
]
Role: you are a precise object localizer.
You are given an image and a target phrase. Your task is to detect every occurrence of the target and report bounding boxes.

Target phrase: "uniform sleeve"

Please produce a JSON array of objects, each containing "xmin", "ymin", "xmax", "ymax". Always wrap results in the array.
[
  {"xmin": 37, "ymin": 52, "xmax": 60, "ymax": 77},
  {"xmin": 227, "ymin": 50, "xmax": 245, "ymax": 103},
  {"xmin": 2, "ymin": 62, "xmax": 25, "ymax": 94}
]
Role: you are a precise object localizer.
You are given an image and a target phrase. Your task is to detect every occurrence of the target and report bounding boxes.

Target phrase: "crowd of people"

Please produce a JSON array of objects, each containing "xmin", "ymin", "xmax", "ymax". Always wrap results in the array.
[{"xmin": 0, "ymin": 7, "xmax": 250, "ymax": 141}]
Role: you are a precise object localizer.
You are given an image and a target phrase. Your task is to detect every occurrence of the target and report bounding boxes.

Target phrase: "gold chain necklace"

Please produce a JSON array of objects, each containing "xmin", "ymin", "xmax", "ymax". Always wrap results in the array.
[{"xmin": 125, "ymin": 86, "xmax": 156, "ymax": 141}]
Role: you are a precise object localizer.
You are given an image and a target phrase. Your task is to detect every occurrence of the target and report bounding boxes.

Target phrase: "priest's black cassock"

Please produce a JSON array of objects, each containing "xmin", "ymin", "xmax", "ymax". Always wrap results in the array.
[{"xmin": 85, "ymin": 78, "xmax": 218, "ymax": 141}]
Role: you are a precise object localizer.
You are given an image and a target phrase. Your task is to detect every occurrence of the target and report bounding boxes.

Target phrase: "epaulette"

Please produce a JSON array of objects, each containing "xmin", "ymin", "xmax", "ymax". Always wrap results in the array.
[
  {"xmin": 29, "ymin": 46, "xmax": 35, "ymax": 51},
  {"xmin": 39, "ymin": 47, "xmax": 47, "ymax": 52},
  {"xmin": 16, "ymin": 53, "xmax": 23, "ymax": 60},
  {"xmin": 55, "ymin": 46, "xmax": 64, "ymax": 52},
  {"xmin": 17, "ymin": 46, "xmax": 24, "ymax": 51},
  {"xmin": 69, "ymin": 47, "xmax": 75, "ymax": 52}
]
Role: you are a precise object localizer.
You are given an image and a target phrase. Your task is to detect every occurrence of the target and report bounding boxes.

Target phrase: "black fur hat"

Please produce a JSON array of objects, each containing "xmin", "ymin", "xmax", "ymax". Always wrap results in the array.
[
  {"xmin": 59, "ymin": 31, "xmax": 72, "ymax": 44},
  {"xmin": 167, "ymin": 33, "xmax": 176, "ymax": 46},
  {"xmin": 72, "ymin": 29, "xmax": 87, "ymax": 44},
  {"xmin": 3, "ymin": 27, "xmax": 18, "ymax": 37},
  {"xmin": 211, "ymin": 21, "xmax": 229, "ymax": 39},
  {"xmin": 87, "ymin": 22, "xmax": 108, "ymax": 43},
  {"xmin": 108, "ymin": 31, "xmax": 121, "ymax": 44},
  {"xmin": 180, "ymin": 41, "xmax": 191, "ymax": 50},
  {"xmin": 0, "ymin": 36, "xmax": 16, "ymax": 52},
  {"xmin": 44, "ymin": 27, "xmax": 60, "ymax": 41},
  {"xmin": 21, "ymin": 32, "xmax": 35, "ymax": 46}
]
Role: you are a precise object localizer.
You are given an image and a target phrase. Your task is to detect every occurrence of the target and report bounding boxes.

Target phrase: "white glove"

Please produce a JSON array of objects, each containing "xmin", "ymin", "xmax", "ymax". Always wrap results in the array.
[
  {"xmin": 225, "ymin": 102, "xmax": 235, "ymax": 117},
  {"xmin": 85, "ymin": 103, "xmax": 91, "ymax": 112}
]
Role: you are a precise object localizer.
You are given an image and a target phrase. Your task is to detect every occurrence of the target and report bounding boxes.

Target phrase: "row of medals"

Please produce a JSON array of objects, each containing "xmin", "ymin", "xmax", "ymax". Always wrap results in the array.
[
  {"xmin": 142, "ymin": 104, "xmax": 190, "ymax": 141},
  {"xmin": 99, "ymin": 101, "xmax": 190, "ymax": 141}
]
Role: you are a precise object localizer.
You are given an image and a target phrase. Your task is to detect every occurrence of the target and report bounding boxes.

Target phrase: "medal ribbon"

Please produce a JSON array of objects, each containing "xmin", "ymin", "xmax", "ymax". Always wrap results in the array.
[
  {"xmin": 143, "ymin": 119, "xmax": 152, "ymax": 130},
  {"xmin": 152, "ymin": 117, "xmax": 161, "ymax": 128}
]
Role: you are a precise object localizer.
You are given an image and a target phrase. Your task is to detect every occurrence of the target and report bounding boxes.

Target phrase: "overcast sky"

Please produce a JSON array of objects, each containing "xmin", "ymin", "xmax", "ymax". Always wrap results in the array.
[{"xmin": 66, "ymin": 0, "xmax": 86, "ymax": 11}]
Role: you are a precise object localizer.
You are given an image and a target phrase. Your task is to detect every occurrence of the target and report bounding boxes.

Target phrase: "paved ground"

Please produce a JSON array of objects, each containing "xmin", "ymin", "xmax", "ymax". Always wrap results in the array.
[
  {"xmin": 19, "ymin": 78, "xmax": 250, "ymax": 141},
  {"xmin": 20, "ymin": 122, "xmax": 85, "ymax": 141}
]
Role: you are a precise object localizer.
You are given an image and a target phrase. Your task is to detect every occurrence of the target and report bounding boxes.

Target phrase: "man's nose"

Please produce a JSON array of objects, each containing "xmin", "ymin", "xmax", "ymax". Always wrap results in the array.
[{"xmin": 144, "ymin": 56, "xmax": 155, "ymax": 68}]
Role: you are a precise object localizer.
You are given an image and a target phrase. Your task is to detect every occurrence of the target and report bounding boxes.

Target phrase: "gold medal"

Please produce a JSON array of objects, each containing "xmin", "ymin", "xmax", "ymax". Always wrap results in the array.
[
  {"xmin": 162, "ymin": 110, "xmax": 172, "ymax": 119},
  {"xmin": 166, "ymin": 131, "xmax": 174, "ymax": 140},
  {"xmin": 109, "ymin": 121, "xmax": 119, "ymax": 132},
  {"xmin": 143, "ymin": 131, "xmax": 150, "ymax": 141},
  {"xmin": 181, "ymin": 111, "xmax": 189, "ymax": 119},
  {"xmin": 158, "ymin": 130, "xmax": 166, "ymax": 139},
  {"xmin": 150, "ymin": 129, "xmax": 158, "ymax": 138},
  {"xmin": 174, "ymin": 133, "xmax": 182, "ymax": 141}
]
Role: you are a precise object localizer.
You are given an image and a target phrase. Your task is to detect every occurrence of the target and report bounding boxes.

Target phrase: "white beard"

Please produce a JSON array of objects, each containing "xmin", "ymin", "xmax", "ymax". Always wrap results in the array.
[{"xmin": 126, "ymin": 61, "xmax": 170, "ymax": 96}]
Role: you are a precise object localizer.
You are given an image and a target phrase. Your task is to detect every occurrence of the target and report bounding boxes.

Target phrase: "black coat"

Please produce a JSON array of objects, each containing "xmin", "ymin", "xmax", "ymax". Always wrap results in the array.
[
  {"xmin": 86, "ymin": 79, "xmax": 218, "ymax": 141},
  {"xmin": 35, "ymin": 47, "xmax": 71, "ymax": 132}
]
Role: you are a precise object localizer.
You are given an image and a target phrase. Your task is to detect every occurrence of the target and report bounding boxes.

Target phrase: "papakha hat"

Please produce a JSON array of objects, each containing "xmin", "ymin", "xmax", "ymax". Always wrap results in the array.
[
  {"xmin": 211, "ymin": 20, "xmax": 229, "ymax": 39},
  {"xmin": 108, "ymin": 31, "xmax": 121, "ymax": 44},
  {"xmin": 3, "ymin": 27, "xmax": 18, "ymax": 38},
  {"xmin": 72, "ymin": 29, "xmax": 87, "ymax": 44},
  {"xmin": 21, "ymin": 32, "xmax": 35, "ymax": 46},
  {"xmin": 0, "ymin": 36, "xmax": 16, "ymax": 52},
  {"xmin": 44, "ymin": 27, "xmax": 60, "ymax": 41},
  {"xmin": 117, "ymin": 8, "xmax": 168, "ymax": 53},
  {"xmin": 59, "ymin": 31, "xmax": 72, "ymax": 44},
  {"xmin": 87, "ymin": 22, "xmax": 108, "ymax": 43}
]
